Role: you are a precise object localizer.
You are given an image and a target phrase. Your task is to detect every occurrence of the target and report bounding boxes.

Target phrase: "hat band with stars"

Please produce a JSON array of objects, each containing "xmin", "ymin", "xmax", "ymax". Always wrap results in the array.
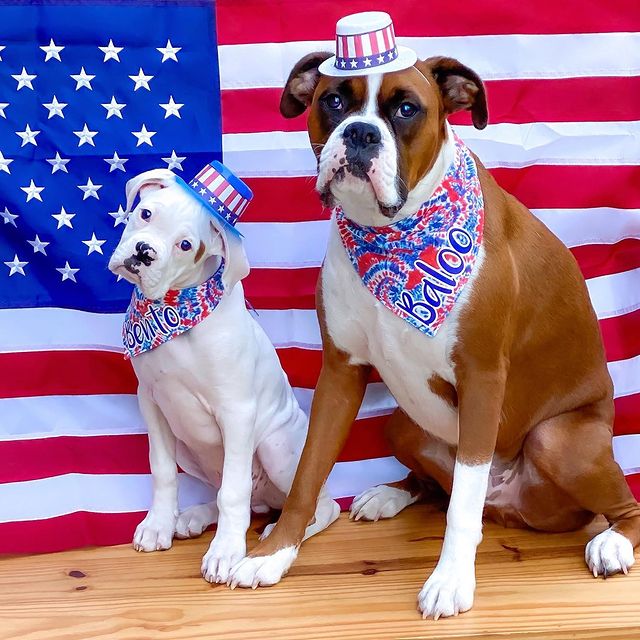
[
  {"xmin": 334, "ymin": 23, "xmax": 397, "ymax": 71},
  {"xmin": 177, "ymin": 161, "xmax": 252, "ymax": 236}
]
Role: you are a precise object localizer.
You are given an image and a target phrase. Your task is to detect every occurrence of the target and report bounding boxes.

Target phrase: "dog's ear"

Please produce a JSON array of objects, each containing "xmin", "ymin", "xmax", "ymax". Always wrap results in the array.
[
  {"xmin": 418, "ymin": 56, "xmax": 488, "ymax": 130},
  {"xmin": 207, "ymin": 220, "xmax": 250, "ymax": 291},
  {"xmin": 280, "ymin": 51, "xmax": 332, "ymax": 118},
  {"xmin": 125, "ymin": 168, "xmax": 176, "ymax": 213}
]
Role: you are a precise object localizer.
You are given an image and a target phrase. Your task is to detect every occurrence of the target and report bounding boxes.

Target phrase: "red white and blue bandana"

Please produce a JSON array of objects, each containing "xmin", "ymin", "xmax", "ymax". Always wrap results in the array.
[
  {"xmin": 336, "ymin": 135, "xmax": 484, "ymax": 338},
  {"xmin": 123, "ymin": 262, "xmax": 225, "ymax": 359}
]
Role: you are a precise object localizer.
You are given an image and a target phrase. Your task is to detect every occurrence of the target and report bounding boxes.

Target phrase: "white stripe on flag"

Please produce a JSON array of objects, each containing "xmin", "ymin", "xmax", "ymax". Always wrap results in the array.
[
  {"xmin": 0, "ymin": 457, "xmax": 409, "ymax": 523},
  {"xmin": 612, "ymin": 434, "xmax": 640, "ymax": 476},
  {"xmin": 608, "ymin": 354, "xmax": 640, "ymax": 400},
  {"xmin": 362, "ymin": 33, "xmax": 372, "ymax": 57},
  {"xmin": 218, "ymin": 32, "xmax": 640, "ymax": 90},
  {"xmin": 346, "ymin": 35, "xmax": 356, "ymax": 59},
  {"xmin": 1, "ymin": 266, "xmax": 640, "ymax": 352},
  {"xmin": 222, "ymin": 121, "xmax": 640, "ymax": 177}
]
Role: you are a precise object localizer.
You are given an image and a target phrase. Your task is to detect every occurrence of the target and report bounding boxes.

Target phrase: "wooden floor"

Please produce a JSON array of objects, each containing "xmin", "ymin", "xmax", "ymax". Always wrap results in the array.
[{"xmin": 1, "ymin": 505, "xmax": 639, "ymax": 639}]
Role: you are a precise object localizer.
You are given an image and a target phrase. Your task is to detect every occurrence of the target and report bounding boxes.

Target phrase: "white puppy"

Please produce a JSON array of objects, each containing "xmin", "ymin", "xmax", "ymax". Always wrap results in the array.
[{"xmin": 108, "ymin": 166, "xmax": 339, "ymax": 584}]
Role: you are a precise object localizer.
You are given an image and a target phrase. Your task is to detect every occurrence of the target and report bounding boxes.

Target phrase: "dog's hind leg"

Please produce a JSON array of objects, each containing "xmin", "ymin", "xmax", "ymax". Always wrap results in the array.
[
  {"xmin": 350, "ymin": 408, "xmax": 453, "ymax": 522},
  {"xmin": 525, "ymin": 408, "xmax": 640, "ymax": 577}
]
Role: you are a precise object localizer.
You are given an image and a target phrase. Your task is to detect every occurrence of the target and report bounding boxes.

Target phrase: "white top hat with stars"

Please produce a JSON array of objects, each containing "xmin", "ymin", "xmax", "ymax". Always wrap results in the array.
[{"xmin": 318, "ymin": 11, "xmax": 417, "ymax": 77}]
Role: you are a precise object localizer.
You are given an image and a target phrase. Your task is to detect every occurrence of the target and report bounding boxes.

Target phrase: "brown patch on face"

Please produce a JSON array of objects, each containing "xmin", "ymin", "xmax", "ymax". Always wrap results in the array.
[
  {"xmin": 427, "ymin": 374, "xmax": 458, "ymax": 409},
  {"xmin": 194, "ymin": 240, "xmax": 205, "ymax": 263},
  {"xmin": 307, "ymin": 76, "xmax": 368, "ymax": 155}
]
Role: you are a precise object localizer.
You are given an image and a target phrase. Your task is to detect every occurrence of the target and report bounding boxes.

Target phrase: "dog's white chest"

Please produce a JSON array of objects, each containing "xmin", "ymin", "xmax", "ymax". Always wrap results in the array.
[{"xmin": 322, "ymin": 223, "xmax": 480, "ymax": 446}]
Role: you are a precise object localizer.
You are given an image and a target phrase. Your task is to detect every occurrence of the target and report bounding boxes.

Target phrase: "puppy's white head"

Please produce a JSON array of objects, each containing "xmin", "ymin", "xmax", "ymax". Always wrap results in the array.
[{"xmin": 108, "ymin": 169, "xmax": 249, "ymax": 300}]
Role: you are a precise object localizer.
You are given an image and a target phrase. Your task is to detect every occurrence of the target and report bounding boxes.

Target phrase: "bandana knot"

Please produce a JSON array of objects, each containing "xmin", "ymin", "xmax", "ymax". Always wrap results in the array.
[
  {"xmin": 335, "ymin": 135, "xmax": 484, "ymax": 337},
  {"xmin": 123, "ymin": 261, "xmax": 225, "ymax": 359}
]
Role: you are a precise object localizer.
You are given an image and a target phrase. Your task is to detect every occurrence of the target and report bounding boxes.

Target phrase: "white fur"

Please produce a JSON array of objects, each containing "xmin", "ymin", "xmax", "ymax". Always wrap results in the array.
[
  {"xmin": 418, "ymin": 461, "xmax": 491, "ymax": 619},
  {"xmin": 585, "ymin": 528, "xmax": 636, "ymax": 578},
  {"xmin": 350, "ymin": 484, "xmax": 418, "ymax": 522},
  {"xmin": 229, "ymin": 546, "xmax": 299, "ymax": 589},
  {"xmin": 110, "ymin": 172, "xmax": 339, "ymax": 583}
]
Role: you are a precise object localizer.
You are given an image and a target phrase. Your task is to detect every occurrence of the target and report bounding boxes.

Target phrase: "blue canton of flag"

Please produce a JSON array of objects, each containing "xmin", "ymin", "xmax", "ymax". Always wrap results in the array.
[{"xmin": 0, "ymin": 0, "xmax": 221, "ymax": 311}]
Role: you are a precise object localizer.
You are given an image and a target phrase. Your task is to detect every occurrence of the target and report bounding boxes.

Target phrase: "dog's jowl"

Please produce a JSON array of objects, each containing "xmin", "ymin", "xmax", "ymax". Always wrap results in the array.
[
  {"xmin": 227, "ymin": 11, "xmax": 640, "ymax": 619},
  {"xmin": 109, "ymin": 162, "xmax": 339, "ymax": 584}
]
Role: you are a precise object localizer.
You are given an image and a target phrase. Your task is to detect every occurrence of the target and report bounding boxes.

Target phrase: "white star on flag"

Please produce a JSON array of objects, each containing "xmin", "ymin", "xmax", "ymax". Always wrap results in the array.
[
  {"xmin": 21, "ymin": 179, "xmax": 45, "ymax": 202},
  {"xmin": 162, "ymin": 150, "xmax": 186, "ymax": 171},
  {"xmin": 70, "ymin": 67, "xmax": 95, "ymax": 90},
  {"xmin": 98, "ymin": 39, "xmax": 123, "ymax": 62},
  {"xmin": 159, "ymin": 96, "xmax": 184, "ymax": 118},
  {"xmin": 0, "ymin": 45, "xmax": 5, "ymax": 61},
  {"xmin": 28, "ymin": 235, "xmax": 49, "ymax": 255},
  {"xmin": 217, "ymin": 205, "xmax": 225, "ymax": 212},
  {"xmin": 104, "ymin": 152, "xmax": 128, "ymax": 172},
  {"xmin": 1, "ymin": 206, "xmax": 18, "ymax": 227},
  {"xmin": 129, "ymin": 68, "xmax": 153, "ymax": 91},
  {"xmin": 40, "ymin": 39, "xmax": 64, "ymax": 62},
  {"xmin": 78, "ymin": 178, "xmax": 103, "ymax": 200},
  {"xmin": 12, "ymin": 67, "xmax": 37, "ymax": 90},
  {"xmin": 108, "ymin": 205, "xmax": 129, "ymax": 227},
  {"xmin": 74, "ymin": 123, "xmax": 98, "ymax": 147},
  {"xmin": 363, "ymin": 57, "xmax": 372, "ymax": 67},
  {"xmin": 0, "ymin": 102, "xmax": 8, "ymax": 118},
  {"xmin": 4, "ymin": 255, "xmax": 28, "ymax": 277},
  {"xmin": 0, "ymin": 152, "xmax": 13, "ymax": 175},
  {"xmin": 377, "ymin": 54, "xmax": 385, "ymax": 64},
  {"xmin": 340, "ymin": 60, "xmax": 347, "ymax": 68},
  {"xmin": 350, "ymin": 60, "xmax": 359, "ymax": 68},
  {"xmin": 42, "ymin": 95, "xmax": 68, "ymax": 119},
  {"xmin": 157, "ymin": 39, "xmax": 181, "ymax": 62},
  {"xmin": 132, "ymin": 124, "xmax": 156, "ymax": 147},
  {"xmin": 52, "ymin": 206, "xmax": 75, "ymax": 229},
  {"xmin": 47, "ymin": 152, "xmax": 70, "ymax": 174},
  {"xmin": 16, "ymin": 124, "xmax": 41, "ymax": 147},
  {"xmin": 82, "ymin": 233, "xmax": 107, "ymax": 255},
  {"xmin": 101, "ymin": 96, "xmax": 126, "ymax": 119},
  {"xmin": 56, "ymin": 261, "xmax": 79, "ymax": 283}
]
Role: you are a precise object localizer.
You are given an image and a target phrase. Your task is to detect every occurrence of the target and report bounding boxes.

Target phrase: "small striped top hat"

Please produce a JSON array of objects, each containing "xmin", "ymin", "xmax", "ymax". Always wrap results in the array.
[
  {"xmin": 185, "ymin": 161, "xmax": 252, "ymax": 235},
  {"xmin": 319, "ymin": 11, "xmax": 417, "ymax": 77}
]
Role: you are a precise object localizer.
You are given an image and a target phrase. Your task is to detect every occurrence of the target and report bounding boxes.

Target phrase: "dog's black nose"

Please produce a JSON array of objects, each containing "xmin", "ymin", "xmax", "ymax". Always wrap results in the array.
[
  {"xmin": 135, "ymin": 241, "xmax": 152, "ymax": 255},
  {"xmin": 343, "ymin": 122, "xmax": 381, "ymax": 150}
]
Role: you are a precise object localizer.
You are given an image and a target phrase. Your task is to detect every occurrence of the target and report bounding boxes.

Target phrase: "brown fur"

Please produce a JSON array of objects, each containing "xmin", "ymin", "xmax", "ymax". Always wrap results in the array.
[{"xmin": 249, "ymin": 55, "xmax": 640, "ymax": 561}]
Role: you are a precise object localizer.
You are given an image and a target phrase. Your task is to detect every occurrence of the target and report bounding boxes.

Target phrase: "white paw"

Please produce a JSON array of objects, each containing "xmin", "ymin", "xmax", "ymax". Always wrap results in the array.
[
  {"xmin": 259, "ymin": 523, "xmax": 276, "ymax": 541},
  {"xmin": 350, "ymin": 485, "xmax": 414, "ymax": 522},
  {"xmin": 175, "ymin": 503, "xmax": 217, "ymax": 539},
  {"xmin": 585, "ymin": 528, "xmax": 635, "ymax": 578},
  {"xmin": 418, "ymin": 565, "xmax": 475, "ymax": 620},
  {"xmin": 133, "ymin": 511, "xmax": 176, "ymax": 552},
  {"xmin": 201, "ymin": 535, "xmax": 247, "ymax": 584},
  {"xmin": 228, "ymin": 546, "xmax": 298, "ymax": 589}
]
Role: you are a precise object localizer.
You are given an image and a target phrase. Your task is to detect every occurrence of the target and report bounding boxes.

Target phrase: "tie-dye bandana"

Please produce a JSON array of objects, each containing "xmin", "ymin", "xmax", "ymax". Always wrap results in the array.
[
  {"xmin": 123, "ymin": 262, "xmax": 225, "ymax": 359},
  {"xmin": 336, "ymin": 135, "xmax": 484, "ymax": 338}
]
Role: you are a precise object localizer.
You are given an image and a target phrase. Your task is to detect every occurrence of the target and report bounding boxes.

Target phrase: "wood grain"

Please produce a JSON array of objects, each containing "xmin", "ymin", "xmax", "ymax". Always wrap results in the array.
[{"xmin": 1, "ymin": 505, "xmax": 639, "ymax": 639}]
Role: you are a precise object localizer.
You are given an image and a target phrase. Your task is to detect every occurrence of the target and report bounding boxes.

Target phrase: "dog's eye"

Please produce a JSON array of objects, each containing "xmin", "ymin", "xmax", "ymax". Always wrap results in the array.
[
  {"xmin": 395, "ymin": 102, "xmax": 419, "ymax": 119},
  {"xmin": 179, "ymin": 240, "xmax": 192, "ymax": 251},
  {"xmin": 324, "ymin": 93, "xmax": 343, "ymax": 110},
  {"xmin": 140, "ymin": 209, "xmax": 152, "ymax": 220}
]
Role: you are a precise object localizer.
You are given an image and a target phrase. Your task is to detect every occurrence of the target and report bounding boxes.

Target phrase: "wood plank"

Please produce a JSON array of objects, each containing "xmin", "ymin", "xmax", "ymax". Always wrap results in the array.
[{"xmin": 0, "ymin": 505, "xmax": 639, "ymax": 639}]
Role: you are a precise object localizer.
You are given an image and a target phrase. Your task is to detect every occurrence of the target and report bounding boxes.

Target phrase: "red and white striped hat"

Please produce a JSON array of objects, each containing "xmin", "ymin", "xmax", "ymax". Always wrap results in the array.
[{"xmin": 319, "ymin": 11, "xmax": 417, "ymax": 77}]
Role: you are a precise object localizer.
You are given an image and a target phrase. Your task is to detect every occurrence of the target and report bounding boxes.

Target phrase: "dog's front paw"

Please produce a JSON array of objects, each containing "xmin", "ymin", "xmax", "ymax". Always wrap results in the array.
[
  {"xmin": 418, "ymin": 564, "xmax": 475, "ymax": 620},
  {"xmin": 228, "ymin": 546, "xmax": 298, "ymax": 589},
  {"xmin": 202, "ymin": 535, "xmax": 247, "ymax": 584},
  {"xmin": 350, "ymin": 485, "xmax": 414, "ymax": 522},
  {"xmin": 175, "ymin": 502, "xmax": 217, "ymax": 539},
  {"xmin": 585, "ymin": 528, "xmax": 635, "ymax": 578},
  {"xmin": 133, "ymin": 511, "xmax": 177, "ymax": 552}
]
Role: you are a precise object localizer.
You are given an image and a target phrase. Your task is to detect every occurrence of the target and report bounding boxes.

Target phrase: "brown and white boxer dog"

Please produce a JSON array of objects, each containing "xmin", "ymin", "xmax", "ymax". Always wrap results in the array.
[{"xmin": 228, "ymin": 12, "xmax": 640, "ymax": 618}]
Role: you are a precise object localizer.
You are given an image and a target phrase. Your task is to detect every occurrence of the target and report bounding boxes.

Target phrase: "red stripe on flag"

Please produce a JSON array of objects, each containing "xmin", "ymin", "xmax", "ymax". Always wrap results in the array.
[
  {"xmin": 353, "ymin": 33, "xmax": 364, "ymax": 58},
  {"xmin": 0, "ymin": 511, "xmax": 144, "ymax": 554},
  {"xmin": 216, "ymin": 0, "xmax": 640, "ymax": 44},
  {"xmin": 613, "ymin": 393, "xmax": 640, "ymax": 437},
  {"xmin": 601, "ymin": 310, "xmax": 640, "ymax": 364},
  {"xmin": 627, "ymin": 473, "xmax": 640, "ymax": 502},
  {"xmin": 241, "ymin": 167, "xmax": 640, "ymax": 223},
  {"xmin": 571, "ymin": 239, "xmax": 640, "ymax": 282},
  {"xmin": 222, "ymin": 78, "xmax": 640, "ymax": 135}
]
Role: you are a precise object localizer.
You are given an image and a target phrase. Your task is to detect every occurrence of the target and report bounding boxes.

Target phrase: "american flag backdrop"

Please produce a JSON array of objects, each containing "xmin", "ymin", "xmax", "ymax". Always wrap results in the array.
[{"xmin": 1, "ymin": 0, "xmax": 639, "ymax": 554}]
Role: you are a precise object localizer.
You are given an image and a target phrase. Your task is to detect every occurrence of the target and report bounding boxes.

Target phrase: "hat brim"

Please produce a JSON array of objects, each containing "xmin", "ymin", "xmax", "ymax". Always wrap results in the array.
[
  {"xmin": 175, "ymin": 176, "xmax": 243, "ymax": 238},
  {"xmin": 318, "ymin": 46, "xmax": 417, "ymax": 77}
]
